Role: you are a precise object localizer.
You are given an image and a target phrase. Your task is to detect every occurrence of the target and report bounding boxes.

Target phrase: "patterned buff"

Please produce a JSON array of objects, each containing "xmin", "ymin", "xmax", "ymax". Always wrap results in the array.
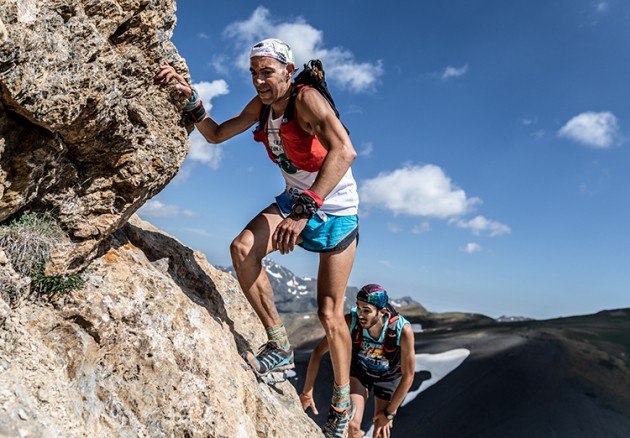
[
  {"xmin": 356, "ymin": 284, "xmax": 389, "ymax": 309},
  {"xmin": 250, "ymin": 38, "xmax": 295, "ymax": 65}
]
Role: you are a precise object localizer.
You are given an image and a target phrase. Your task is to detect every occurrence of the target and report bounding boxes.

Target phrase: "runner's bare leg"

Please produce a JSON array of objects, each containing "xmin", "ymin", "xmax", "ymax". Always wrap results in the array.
[
  {"xmin": 349, "ymin": 377, "xmax": 369, "ymax": 437},
  {"xmin": 230, "ymin": 204, "xmax": 285, "ymax": 328},
  {"xmin": 317, "ymin": 240, "xmax": 357, "ymax": 392}
]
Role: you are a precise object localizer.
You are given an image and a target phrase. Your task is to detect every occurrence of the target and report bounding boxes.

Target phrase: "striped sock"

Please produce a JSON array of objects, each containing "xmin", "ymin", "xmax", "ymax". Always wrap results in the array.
[
  {"xmin": 266, "ymin": 324, "xmax": 290, "ymax": 351},
  {"xmin": 331, "ymin": 383, "xmax": 351, "ymax": 411}
]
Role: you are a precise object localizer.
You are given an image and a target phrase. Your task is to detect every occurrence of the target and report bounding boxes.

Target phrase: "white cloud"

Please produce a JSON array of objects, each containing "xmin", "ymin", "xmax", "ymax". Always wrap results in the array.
[
  {"xmin": 596, "ymin": 2, "xmax": 609, "ymax": 13},
  {"xmin": 412, "ymin": 222, "xmax": 431, "ymax": 234},
  {"xmin": 519, "ymin": 117, "xmax": 537, "ymax": 126},
  {"xmin": 193, "ymin": 80, "xmax": 229, "ymax": 112},
  {"xmin": 461, "ymin": 242, "xmax": 483, "ymax": 254},
  {"xmin": 558, "ymin": 111, "xmax": 619, "ymax": 148},
  {"xmin": 359, "ymin": 141, "xmax": 373, "ymax": 157},
  {"xmin": 360, "ymin": 164, "xmax": 480, "ymax": 218},
  {"xmin": 181, "ymin": 227, "xmax": 214, "ymax": 238},
  {"xmin": 210, "ymin": 54, "xmax": 230, "ymax": 75},
  {"xmin": 387, "ymin": 223, "xmax": 402, "ymax": 233},
  {"xmin": 185, "ymin": 80, "xmax": 228, "ymax": 167},
  {"xmin": 187, "ymin": 130, "xmax": 223, "ymax": 169},
  {"xmin": 453, "ymin": 215, "xmax": 511, "ymax": 237},
  {"xmin": 345, "ymin": 104, "xmax": 364, "ymax": 115},
  {"xmin": 223, "ymin": 6, "xmax": 270, "ymax": 42},
  {"xmin": 223, "ymin": 6, "xmax": 383, "ymax": 92},
  {"xmin": 183, "ymin": 210, "xmax": 200, "ymax": 217},
  {"xmin": 532, "ymin": 129, "xmax": 546, "ymax": 140},
  {"xmin": 379, "ymin": 260, "xmax": 394, "ymax": 269},
  {"xmin": 441, "ymin": 64, "xmax": 468, "ymax": 80},
  {"xmin": 138, "ymin": 200, "xmax": 179, "ymax": 218},
  {"xmin": 171, "ymin": 164, "xmax": 193, "ymax": 185}
]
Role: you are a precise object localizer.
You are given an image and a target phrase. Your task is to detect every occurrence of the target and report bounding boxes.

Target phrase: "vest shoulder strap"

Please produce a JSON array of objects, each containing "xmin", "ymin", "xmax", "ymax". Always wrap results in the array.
[
  {"xmin": 383, "ymin": 307, "xmax": 401, "ymax": 353},
  {"xmin": 255, "ymin": 104, "xmax": 272, "ymax": 133}
]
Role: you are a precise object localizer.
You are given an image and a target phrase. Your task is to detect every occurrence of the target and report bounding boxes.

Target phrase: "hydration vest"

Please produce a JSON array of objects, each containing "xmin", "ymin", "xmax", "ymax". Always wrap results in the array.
[
  {"xmin": 253, "ymin": 84, "xmax": 328, "ymax": 172},
  {"xmin": 350, "ymin": 305, "xmax": 403, "ymax": 379}
]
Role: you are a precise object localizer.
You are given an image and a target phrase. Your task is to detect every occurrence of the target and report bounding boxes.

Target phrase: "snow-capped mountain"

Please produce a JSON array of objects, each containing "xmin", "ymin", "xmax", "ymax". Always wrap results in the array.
[
  {"xmin": 390, "ymin": 296, "xmax": 422, "ymax": 308},
  {"xmin": 217, "ymin": 258, "xmax": 419, "ymax": 313},
  {"xmin": 219, "ymin": 258, "xmax": 346, "ymax": 313}
]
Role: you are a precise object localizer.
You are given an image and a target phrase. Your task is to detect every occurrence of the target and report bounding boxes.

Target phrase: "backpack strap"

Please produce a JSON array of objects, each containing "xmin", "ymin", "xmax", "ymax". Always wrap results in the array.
[
  {"xmin": 284, "ymin": 84, "xmax": 349, "ymax": 134},
  {"xmin": 282, "ymin": 84, "xmax": 302, "ymax": 124},
  {"xmin": 254, "ymin": 104, "xmax": 272, "ymax": 133},
  {"xmin": 350, "ymin": 310, "xmax": 362, "ymax": 346},
  {"xmin": 383, "ymin": 306, "xmax": 400, "ymax": 353}
]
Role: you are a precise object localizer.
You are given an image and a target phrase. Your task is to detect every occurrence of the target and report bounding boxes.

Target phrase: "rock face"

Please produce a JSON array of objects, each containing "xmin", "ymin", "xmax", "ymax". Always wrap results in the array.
[
  {"xmin": 0, "ymin": 216, "xmax": 323, "ymax": 437},
  {"xmin": 0, "ymin": 0, "xmax": 190, "ymax": 274},
  {"xmin": 0, "ymin": 1, "xmax": 323, "ymax": 436}
]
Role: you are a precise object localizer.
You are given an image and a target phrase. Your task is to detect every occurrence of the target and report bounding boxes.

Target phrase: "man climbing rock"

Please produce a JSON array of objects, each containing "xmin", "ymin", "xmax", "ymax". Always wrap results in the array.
[{"xmin": 158, "ymin": 38, "xmax": 359, "ymax": 437}]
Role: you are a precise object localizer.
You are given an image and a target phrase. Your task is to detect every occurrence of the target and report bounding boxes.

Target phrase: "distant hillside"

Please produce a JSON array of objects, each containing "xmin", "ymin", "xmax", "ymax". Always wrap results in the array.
[
  {"xmin": 290, "ymin": 308, "xmax": 630, "ymax": 437},
  {"xmin": 217, "ymin": 258, "xmax": 421, "ymax": 314}
]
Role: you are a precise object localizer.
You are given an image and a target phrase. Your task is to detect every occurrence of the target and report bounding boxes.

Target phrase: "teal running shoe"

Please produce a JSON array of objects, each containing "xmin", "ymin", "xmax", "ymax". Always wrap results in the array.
[
  {"xmin": 244, "ymin": 341, "xmax": 294, "ymax": 376},
  {"xmin": 323, "ymin": 401, "xmax": 355, "ymax": 438}
]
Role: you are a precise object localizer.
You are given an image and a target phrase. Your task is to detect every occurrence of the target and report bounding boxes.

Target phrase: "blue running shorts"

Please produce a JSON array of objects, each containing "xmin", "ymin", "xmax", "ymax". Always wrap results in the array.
[{"xmin": 275, "ymin": 190, "xmax": 359, "ymax": 253}]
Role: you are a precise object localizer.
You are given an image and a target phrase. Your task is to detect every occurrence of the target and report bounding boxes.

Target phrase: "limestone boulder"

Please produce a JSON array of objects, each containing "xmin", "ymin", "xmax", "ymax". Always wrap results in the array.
[
  {"xmin": 0, "ymin": 216, "xmax": 323, "ymax": 437},
  {"xmin": 0, "ymin": 0, "xmax": 190, "ymax": 274}
]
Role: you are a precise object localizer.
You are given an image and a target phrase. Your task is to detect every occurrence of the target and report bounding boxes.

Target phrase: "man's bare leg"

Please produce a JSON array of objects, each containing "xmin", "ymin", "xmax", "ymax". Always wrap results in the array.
[
  {"xmin": 317, "ymin": 240, "xmax": 357, "ymax": 400},
  {"xmin": 348, "ymin": 377, "xmax": 368, "ymax": 438},
  {"xmin": 231, "ymin": 204, "xmax": 298, "ymax": 375},
  {"xmin": 230, "ymin": 204, "xmax": 284, "ymax": 328}
]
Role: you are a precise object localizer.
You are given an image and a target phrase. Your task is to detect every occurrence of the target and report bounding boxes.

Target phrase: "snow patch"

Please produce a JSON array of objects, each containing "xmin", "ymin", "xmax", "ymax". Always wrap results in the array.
[
  {"xmin": 364, "ymin": 348, "xmax": 470, "ymax": 437},
  {"xmin": 403, "ymin": 349, "xmax": 470, "ymax": 406},
  {"xmin": 267, "ymin": 269, "xmax": 282, "ymax": 279}
]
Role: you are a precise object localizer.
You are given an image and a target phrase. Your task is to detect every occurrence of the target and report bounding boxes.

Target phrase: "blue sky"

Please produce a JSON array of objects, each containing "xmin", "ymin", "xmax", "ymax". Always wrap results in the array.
[{"xmin": 140, "ymin": 1, "xmax": 630, "ymax": 319}]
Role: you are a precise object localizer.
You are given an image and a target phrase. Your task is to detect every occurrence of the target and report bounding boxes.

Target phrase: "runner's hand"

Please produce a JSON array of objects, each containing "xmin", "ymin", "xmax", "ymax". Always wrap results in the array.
[
  {"xmin": 373, "ymin": 412, "xmax": 392, "ymax": 438},
  {"xmin": 273, "ymin": 216, "xmax": 307, "ymax": 254},
  {"xmin": 156, "ymin": 63, "xmax": 193, "ymax": 99},
  {"xmin": 299, "ymin": 392, "xmax": 318, "ymax": 415}
]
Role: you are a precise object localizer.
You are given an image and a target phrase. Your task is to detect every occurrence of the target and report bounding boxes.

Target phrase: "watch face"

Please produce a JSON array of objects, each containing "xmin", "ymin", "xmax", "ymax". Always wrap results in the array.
[{"xmin": 294, "ymin": 204, "xmax": 304, "ymax": 214}]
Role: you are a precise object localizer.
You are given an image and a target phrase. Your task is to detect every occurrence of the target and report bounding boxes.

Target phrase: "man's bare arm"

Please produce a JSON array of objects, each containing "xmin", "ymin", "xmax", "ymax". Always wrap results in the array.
[
  {"xmin": 157, "ymin": 63, "xmax": 261, "ymax": 144},
  {"xmin": 195, "ymin": 96, "xmax": 261, "ymax": 144},
  {"xmin": 295, "ymin": 88, "xmax": 357, "ymax": 199},
  {"xmin": 386, "ymin": 324, "xmax": 416, "ymax": 413}
]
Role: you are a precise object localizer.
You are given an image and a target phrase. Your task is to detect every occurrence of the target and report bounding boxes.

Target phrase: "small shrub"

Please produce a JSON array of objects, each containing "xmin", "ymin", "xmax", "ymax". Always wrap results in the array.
[
  {"xmin": 31, "ymin": 260, "xmax": 85, "ymax": 299},
  {"xmin": 0, "ymin": 211, "xmax": 84, "ymax": 304}
]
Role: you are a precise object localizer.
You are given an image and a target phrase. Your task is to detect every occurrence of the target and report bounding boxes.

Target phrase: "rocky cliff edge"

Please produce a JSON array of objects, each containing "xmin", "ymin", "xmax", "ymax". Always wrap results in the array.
[
  {"xmin": 0, "ymin": 0, "xmax": 322, "ymax": 435},
  {"xmin": 0, "ymin": 0, "xmax": 190, "ymax": 274},
  {"xmin": 0, "ymin": 216, "xmax": 322, "ymax": 437}
]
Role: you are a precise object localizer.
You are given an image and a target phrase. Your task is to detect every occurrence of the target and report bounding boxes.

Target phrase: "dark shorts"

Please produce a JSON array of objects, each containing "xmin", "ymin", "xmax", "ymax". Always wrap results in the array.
[
  {"xmin": 275, "ymin": 190, "xmax": 359, "ymax": 253},
  {"xmin": 351, "ymin": 365, "xmax": 402, "ymax": 401}
]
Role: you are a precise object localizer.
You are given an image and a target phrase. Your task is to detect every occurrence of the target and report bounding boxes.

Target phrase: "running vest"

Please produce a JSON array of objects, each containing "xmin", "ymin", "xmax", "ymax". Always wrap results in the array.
[
  {"xmin": 350, "ymin": 306, "xmax": 409, "ymax": 380},
  {"xmin": 252, "ymin": 85, "xmax": 358, "ymax": 216},
  {"xmin": 253, "ymin": 85, "xmax": 328, "ymax": 172}
]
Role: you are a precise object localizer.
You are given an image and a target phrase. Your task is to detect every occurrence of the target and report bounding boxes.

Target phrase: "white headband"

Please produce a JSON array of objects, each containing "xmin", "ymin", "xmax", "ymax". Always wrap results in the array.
[{"xmin": 250, "ymin": 38, "xmax": 294, "ymax": 65}]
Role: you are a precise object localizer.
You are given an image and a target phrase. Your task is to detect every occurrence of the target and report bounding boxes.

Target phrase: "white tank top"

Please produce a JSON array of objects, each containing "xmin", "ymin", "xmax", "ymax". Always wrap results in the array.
[{"xmin": 267, "ymin": 113, "xmax": 359, "ymax": 216}]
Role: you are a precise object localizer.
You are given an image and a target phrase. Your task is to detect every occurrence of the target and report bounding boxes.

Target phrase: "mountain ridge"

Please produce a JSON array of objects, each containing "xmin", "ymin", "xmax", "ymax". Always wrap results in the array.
[{"xmin": 217, "ymin": 257, "xmax": 421, "ymax": 314}]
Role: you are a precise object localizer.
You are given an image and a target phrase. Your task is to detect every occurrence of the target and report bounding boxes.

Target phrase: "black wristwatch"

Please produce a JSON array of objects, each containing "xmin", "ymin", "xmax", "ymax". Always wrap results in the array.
[
  {"xmin": 292, "ymin": 203, "xmax": 308, "ymax": 217},
  {"xmin": 384, "ymin": 409, "xmax": 396, "ymax": 421},
  {"xmin": 290, "ymin": 193, "xmax": 318, "ymax": 220}
]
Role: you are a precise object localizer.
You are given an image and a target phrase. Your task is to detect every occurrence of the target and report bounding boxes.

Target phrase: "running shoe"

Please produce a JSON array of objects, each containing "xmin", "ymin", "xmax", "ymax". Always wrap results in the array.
[
  {"xmin": 244, "ymin": 341, "xmax": 294, "ymax": 376},
  {"xmin": 323, "ymin": 401, "xmax": 355, "ymax": 438}
]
